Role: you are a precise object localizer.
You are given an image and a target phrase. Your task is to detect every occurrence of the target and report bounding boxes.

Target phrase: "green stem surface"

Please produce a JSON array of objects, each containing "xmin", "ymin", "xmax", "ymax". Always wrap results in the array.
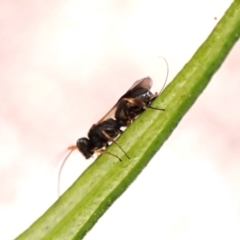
[{"xmin": 17, "ymin": 1, "xmax": 240, "ymax": 240}]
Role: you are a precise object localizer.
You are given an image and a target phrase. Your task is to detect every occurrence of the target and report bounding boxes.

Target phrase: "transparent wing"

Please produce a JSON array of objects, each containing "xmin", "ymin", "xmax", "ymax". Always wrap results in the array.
[
  {"xmin": 128, "ymin": 76, "xmax": 152, "ymax": 92},
  {"xmin": 97, "ymin": 103, "xmax": 118, "ymax": 124},
  {"xmin": 97, "ymin": 77, "xmax": 153, "ymax": 123}
]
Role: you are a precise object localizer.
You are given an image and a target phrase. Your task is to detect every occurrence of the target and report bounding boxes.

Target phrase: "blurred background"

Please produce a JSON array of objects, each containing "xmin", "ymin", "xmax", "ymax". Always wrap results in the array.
[{"xmin": 0, "ymin": 0, "xmax": 240, "ymax": 239}]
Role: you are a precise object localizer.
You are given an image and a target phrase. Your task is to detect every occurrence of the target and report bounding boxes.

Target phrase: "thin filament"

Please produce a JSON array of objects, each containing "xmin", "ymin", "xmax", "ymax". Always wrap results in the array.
[
  {"xmin": 57, "ymin": 145, "xmax": 77, "ymax": 197},
  {"xmin": 158, "ymin": 56, "xmax": 169, "ymax": 94},
  {"xmin": 102, "ymin": 130, "xmax": 130, "ymax": 159}
]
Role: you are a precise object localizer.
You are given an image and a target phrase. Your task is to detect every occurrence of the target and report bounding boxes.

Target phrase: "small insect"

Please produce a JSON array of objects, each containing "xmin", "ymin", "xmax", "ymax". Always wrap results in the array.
[
  {"xmin": 74, "ymin": 118, "xmax": 129, "ymax": 161},
  {"xmin": 58, "ymin": 57, "xmax": 169, "ymax": 195},
  {"xmin": 99, "ymin": 58, "xmax": 169, "ymax": 127},
  {"xmin": 115, "ymin": 76, "xmax": 164, "ymax": 126},
  {"xmin": 57, "ymin": 117, "xmax": 127, "ymax": 195}
]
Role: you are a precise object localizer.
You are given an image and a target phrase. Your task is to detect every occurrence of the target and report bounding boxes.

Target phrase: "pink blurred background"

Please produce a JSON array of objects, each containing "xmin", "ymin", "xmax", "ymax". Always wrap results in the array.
[{"xmin": 1, "ymin": 0, "xmax": 240, "ymax": 239}]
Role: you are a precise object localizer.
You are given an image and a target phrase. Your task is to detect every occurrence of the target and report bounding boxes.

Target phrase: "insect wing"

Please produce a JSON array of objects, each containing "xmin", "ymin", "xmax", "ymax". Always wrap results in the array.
[
  {"xmin": 96, "ymin": 102, "xmax": 118, "ymax": 124},
  {"xmin": 96, "ymin": 77, "xmax": 153, "ymax": 124},
  {"xmin": 128, "ymin": 76, "xmax": 152, "ymax": 91},
  {"xmin": 117, "ymin": 77, "xmax": 153, "ymax": 100}
]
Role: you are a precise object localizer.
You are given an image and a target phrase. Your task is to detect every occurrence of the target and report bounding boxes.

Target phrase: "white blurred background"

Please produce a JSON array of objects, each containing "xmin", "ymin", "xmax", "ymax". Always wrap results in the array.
[{"xmin": 1, "ymin": 0, "xmax": 240, "ymax": 239}]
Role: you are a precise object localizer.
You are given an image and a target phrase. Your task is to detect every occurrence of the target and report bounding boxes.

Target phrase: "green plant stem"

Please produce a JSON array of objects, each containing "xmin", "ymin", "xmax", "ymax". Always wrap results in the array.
[{"xmin": 16, "ymin": 1, "xmax": 240, "ymax": 240}]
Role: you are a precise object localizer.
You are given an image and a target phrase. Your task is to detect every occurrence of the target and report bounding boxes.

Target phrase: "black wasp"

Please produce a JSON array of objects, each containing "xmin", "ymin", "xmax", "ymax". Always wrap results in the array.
[
  {"xmin": 68, "ymin": 77, "xmax": 166, "ymax": 161},
  {"xmin": 58, "ymin": 59, "xmax": 168, "ymax": 195}
]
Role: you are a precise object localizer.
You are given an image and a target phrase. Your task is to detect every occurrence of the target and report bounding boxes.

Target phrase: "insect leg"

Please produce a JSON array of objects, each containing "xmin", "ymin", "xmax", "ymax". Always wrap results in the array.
[
  {"xmin": 122, "ymin": 98, "xmax": 165, "ymax": 111},
  {"xmin": 102, "ymin": 130, "xmax": 130, "ymax": 159},
  {"xmin": 95, "ymin": 149, "xmax": 123, "ymax": 162}
]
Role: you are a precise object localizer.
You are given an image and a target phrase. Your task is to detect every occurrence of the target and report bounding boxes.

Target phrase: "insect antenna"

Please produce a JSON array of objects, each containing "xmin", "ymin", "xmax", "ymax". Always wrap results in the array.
[
  {"xmin": 158, "ymin": 56, "xmax": 169, "ymax": 94},
  {"xmin": 57, "ymin": 145, "xmax": 77, "ymax": 197},
  {"xmin": 147, "ymin": 56, "xmax": 169, "ymax": 111}
]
